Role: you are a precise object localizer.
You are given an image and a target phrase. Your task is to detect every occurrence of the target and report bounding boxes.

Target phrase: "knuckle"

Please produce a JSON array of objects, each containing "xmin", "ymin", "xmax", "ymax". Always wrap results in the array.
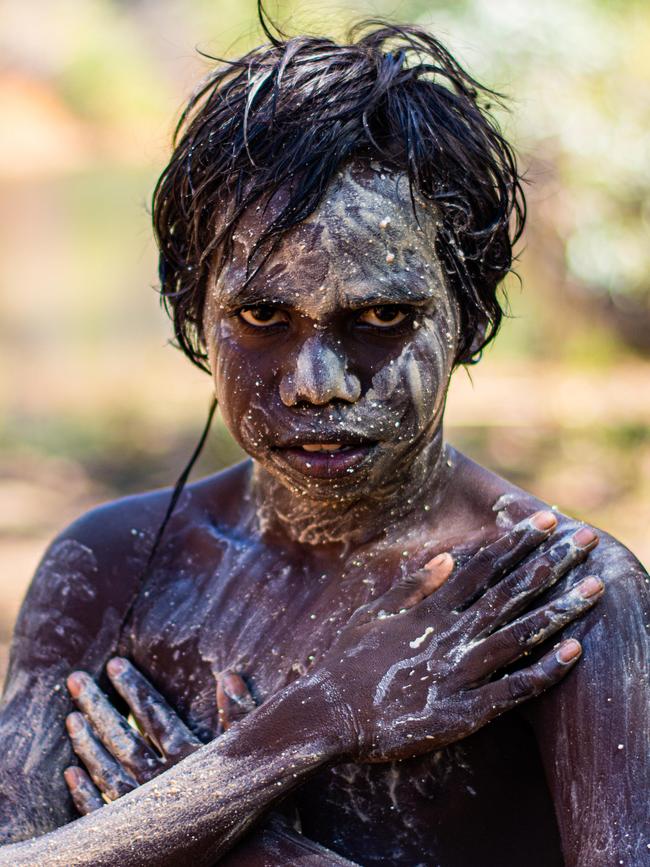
[
  {"xmin": 505, "ymin": 670, "xmax": 535, "ymax": 702},
  {"xmin": 486, "ymin": 522, "xmax": 541, "ymax": 564},
  {"xmin": 505, "ymin": 523, "xmax": 539, "ymax": 553},
  {"xmin": 138, "ymin": 694, "xmax": 160, "ymax": 720},
  {"xmin": 107, "ymin": 772, "xmax": 135, "ymax": 799},
  {"xmin": 545, "ymin": 539, "xmax": 570, "ymax": 563},
  {"xmin": 467, "ymin": 547, "xmax": 498, "ymax": 578},
  {"xmin": 550, "ymin": 594, "xmax": 585, "ymax": 621},
  {"xmin": 72, "ymin": 728, "xmax": 92, "ymax": 753},
  {"xmin": 546, "ymin": 538, "xmax": 584, "ymax": 572},
  {"xmin": 508, "ymin": 618, "xmax": 539, "ymax": 648},
  {"xmin": 399, "ymin": 574, "xmax": 426, "ymax": 596},
  {"xmin": 501, "ymin": 567, "xmax": 530, "ymax": 598}
]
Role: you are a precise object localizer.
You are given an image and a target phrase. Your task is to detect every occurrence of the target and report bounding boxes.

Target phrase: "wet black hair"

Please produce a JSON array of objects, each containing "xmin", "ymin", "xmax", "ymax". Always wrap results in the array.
[{"xmin": 153, "ymin": 6, "xmax": 526, "ymax": 371}]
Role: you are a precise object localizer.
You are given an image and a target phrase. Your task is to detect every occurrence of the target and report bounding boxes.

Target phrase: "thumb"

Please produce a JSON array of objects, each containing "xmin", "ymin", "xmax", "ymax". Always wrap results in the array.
[{"xmin": 353, "ymin": 553, "xmax": 454, "ymax": 623}]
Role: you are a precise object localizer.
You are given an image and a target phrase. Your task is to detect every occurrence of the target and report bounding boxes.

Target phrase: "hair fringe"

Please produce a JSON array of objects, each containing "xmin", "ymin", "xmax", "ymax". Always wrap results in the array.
[{"xmin": 153, "ymin": 11, "xmax": 526, "ymax": 369}]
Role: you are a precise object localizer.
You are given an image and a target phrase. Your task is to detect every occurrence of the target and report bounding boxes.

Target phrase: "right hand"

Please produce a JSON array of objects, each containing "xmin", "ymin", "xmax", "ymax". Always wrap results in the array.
[
  {"xmin": 312, "ymin": 511, "xmax": 603, "ymax": 762},
  {"xmin": 63, "ymin": 664, "xmax": 255, "ymax": 816}
]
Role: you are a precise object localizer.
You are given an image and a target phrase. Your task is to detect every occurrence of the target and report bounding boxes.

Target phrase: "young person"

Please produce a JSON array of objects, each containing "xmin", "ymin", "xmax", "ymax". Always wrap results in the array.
[{"xmin": 0, "ymin": 17, "xmax": 647, "ymax": 867}]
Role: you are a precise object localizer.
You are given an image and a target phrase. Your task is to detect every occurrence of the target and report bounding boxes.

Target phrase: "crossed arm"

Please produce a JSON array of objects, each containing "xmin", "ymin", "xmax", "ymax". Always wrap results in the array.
[{"xmin": 0, "ymin": 511, "xmax": 647, "ymax": 866}]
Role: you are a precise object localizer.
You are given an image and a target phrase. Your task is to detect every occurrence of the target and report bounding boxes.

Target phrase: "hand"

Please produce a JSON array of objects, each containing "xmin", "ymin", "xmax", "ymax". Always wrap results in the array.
[
  {"xmin": 312, "ymin": 512, "xmax": 603, "ymax": 762},
  {"xmin": 63, "ymin": 661, "xmax": 255, "ymax": 816}
]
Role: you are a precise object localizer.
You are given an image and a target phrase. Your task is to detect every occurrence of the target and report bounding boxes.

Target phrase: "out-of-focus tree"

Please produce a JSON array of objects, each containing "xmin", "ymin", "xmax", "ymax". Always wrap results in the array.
[{"xmin": 406, "ymin": 0, "xmax": 650, "ymax": 352}]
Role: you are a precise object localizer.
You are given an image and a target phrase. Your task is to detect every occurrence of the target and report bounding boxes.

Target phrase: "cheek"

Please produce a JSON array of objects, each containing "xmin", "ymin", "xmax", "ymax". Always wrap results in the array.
[
  {"xmin": 416, "ymin": 316, "xmax": 459, "ymax": 409},
  {"xmin": 365, "ymin": 319, "xmax": 457, "ymax": 437},
  {"xmin": 210, "ymin": 322, "xmax": 279, "ymax": 452},
  {"xmin": 210, "ymin": 325, "xmax": 251, "ymax": 427},
  {"xmin": 211, "ymin": 321, "xmax": 255, "ymax": 396}
]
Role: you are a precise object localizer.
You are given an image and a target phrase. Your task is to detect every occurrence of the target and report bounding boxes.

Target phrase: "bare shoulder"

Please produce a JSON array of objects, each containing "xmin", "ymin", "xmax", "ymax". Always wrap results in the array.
[
  {"xmin": 7, "ymin": 488, "xmax": 167, "ymax": 681},
  {"xmin": 9, "ymin": 459, "xmax": 252, "ymax": 675},
  {"xmin": 447, "ymin": 455, "xmax": 648, "ymax": 866},
  {"xmin": 0, "ymin": 461, "xmax": 253, "ymax": 839},
  {"xmin": 450, "ymin": 446, "xmax": 647, "ymax": 574},
  {"xmin": 448, "ymin": 446, "xmax": 649, "ymax": 642}
]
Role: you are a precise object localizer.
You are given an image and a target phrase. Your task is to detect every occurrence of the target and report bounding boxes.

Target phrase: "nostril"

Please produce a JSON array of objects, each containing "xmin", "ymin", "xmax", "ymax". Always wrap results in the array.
[
  {"xmin": 279, "ymin": 344, "xmax": 361, "ymax": 406},
  {"xmin": 293, "ymin": 396, "xmax": 355, "ymax": 410}
]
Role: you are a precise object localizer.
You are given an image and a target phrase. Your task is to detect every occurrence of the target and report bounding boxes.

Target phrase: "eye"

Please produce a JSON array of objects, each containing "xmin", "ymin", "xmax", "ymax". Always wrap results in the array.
[
  {"xmin": 357, "ymin": 305, "xmax": 409, "ymax": 328},
  {"xmin": 239, "ymin": 305, "xmax": 287, "ymax": 328}
]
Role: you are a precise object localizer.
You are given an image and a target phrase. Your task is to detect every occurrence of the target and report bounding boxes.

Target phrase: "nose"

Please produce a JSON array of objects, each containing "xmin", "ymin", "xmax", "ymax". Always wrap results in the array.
[{"xmin": 279, "ymin": 336, "xmax": 361, "ymax": 407}]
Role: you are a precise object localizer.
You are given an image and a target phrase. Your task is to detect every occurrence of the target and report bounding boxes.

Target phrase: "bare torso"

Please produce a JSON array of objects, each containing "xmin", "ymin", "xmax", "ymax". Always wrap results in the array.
[
  {"xmin": 116, "ymin": 449, "xmax": 575, "ymax": 866},
  {"xmin": 1, "ymin": 446, "xmax": 646, "ymax": 865}
]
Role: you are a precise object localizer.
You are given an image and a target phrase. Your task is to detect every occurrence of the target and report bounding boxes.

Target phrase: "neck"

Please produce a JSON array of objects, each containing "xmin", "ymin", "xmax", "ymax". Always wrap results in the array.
[{"xmin": 247, "ymin": 430, "xmax": 452, "ymax": 550}]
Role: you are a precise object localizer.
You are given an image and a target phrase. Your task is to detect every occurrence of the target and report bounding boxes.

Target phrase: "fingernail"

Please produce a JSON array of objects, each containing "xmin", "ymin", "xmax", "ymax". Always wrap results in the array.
[
  {"xmin": 556, "ymin": 639, "xmax": 581, "ymax": 663},
  {"xmin": 66, "ymin": 672, "xmax": 86, "ymax": 699},
  {"xmin": 573, "ymin": 527, "xmax": 598, "ymax": 549},
  {"xmin": 66, "ymin": 713, "xmax": 84, "ymax": 735},
  {"xmin": 532, "ymin": 510, "xmax": 557, "ymax": 531},
  {"xmin": 63, "ymin": 766, "xmax": 84, "ymax": 786},
  {"xmin": 107, "ymin": 657, "xmax": 127, "ymax": 677},
  {"xmin": 578, "ymin": 576, "xmax": 604, "ymax": 598},
  {"xmin": 222, "ymin": 672, "xmax": 245, "ymax": 698},
  {"xmin": 425, "ymin": 552, "xmax": 453, "ymax": 570}
]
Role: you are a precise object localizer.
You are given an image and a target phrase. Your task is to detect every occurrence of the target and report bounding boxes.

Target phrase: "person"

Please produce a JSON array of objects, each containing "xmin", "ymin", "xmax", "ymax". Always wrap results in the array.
[{"xmin": 0, "ymin": 15, "xmax": 648, "ymax": 867}]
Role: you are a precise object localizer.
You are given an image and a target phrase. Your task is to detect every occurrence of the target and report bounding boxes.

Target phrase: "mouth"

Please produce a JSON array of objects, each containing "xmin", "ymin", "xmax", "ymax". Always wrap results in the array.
[{"xmin": 272, "ymin": 439, "xmax": 379, "ymax": 479}]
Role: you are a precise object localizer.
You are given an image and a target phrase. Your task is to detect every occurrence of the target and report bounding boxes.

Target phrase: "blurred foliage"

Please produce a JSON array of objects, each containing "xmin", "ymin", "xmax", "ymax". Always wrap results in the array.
[{"xmin": 413, "ymin": 0, "xmax": 650, "ymax": 343}]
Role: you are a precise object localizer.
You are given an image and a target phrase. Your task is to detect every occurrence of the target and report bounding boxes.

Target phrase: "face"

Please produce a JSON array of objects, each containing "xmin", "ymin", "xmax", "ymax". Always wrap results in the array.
[{"xmin": 203, "ymin": 162, "xmax": 461, "ymax": 504}]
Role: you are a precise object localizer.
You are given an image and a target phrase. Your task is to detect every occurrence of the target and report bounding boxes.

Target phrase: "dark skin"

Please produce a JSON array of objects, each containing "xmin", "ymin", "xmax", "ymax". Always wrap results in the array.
[
  {"xmin": 0, "ymin": 163, "xmax": 648, "ymax": 865},
  {"xmin": 65, "ymin": 663, "xmax": 361, "ymax": 864}
]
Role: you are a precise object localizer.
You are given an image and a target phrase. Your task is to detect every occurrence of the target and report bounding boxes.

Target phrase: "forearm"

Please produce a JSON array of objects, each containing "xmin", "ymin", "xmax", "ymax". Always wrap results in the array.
[{"xmin": 0, "ymin": 675, "xmax": 351, "ymax": 867}]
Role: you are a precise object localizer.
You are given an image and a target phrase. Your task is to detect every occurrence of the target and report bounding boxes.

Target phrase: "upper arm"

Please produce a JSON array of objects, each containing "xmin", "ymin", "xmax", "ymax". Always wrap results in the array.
[
  {"xmin": 528, "ymin": 536, "xmax": 650, "ymax": 867},
  {"xmin": 0, "ymin": 497, "xmax": 155, "ymax": 841}
]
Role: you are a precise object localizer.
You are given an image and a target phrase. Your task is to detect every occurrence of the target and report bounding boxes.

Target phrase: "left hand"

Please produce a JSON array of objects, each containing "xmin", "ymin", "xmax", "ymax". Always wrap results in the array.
[{"xmin": 63, "ymin": 659, "xmax": 255, "ymax": 815}]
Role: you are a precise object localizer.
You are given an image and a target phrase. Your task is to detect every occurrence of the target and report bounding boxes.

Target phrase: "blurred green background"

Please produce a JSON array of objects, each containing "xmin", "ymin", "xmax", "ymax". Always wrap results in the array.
[{"xmin": 1, "ymin": 0, "xmax": 649, "ymax": 678}]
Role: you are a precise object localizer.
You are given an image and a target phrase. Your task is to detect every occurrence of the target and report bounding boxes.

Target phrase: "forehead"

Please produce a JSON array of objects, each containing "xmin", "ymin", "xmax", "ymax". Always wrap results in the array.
[{"xmin": 209, "ymin": 163, "xmax": 447, "ymax": 318}]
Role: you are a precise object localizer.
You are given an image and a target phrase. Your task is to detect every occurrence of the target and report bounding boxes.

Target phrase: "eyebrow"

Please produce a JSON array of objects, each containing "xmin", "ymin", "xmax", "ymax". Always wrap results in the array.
[
  {"xmin": 343, "ymin": 285, "xmax": 434, "ymax": 308},
  {"xmin": 220, "ymin": 280, "xmax": 435, "ymax": 312},
  {"xmin": 221, "ymin": 282, "xmax": 297, "ymax": 311}
]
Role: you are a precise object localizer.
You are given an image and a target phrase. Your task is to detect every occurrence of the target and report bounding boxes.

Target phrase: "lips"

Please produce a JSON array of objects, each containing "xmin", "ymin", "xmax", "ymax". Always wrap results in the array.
[{"xmin": 272, "ymin": 439, "xmax": 378, "ymax": 478}]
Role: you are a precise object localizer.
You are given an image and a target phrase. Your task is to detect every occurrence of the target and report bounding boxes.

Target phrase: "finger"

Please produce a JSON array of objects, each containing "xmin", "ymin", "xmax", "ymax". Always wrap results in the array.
[
  {"xmin": 474, "ymin": 638, "xmax": 582, "ymax": 720},
  {"xmin": 106, "ymin": 658, "xmax": 201, "ymax": 762},
  {"xmin": 66, "ymin": 712, "xmax": 136, "ymax": 801},
  {"xmin": 216, "ymin": 671, "xmax": 256, "ymax": 732},
  {"xmin": 353, "ymin": 554, "xmax": 455, "ymax": 623},
  {"xmin": 67, "ymin": 671, "xmax": 160, "ymax": 783},
  {"xmin": 467, "ymin": 526, "xmax": 599, "ymax": 635},
  {"xmin": 437, "ymin": 511, "xmax": 558, "ymax": 608},
  {"xmin": 64, "ymin": 766, "xmax": 105, "ymax": 815},
  {"xmin": 421, "ymin": 553, "xmax": 457, "ymax": 592},
  {"xmin": 464, "ymin": 576, "xmax": 604, "ymax": 681}
]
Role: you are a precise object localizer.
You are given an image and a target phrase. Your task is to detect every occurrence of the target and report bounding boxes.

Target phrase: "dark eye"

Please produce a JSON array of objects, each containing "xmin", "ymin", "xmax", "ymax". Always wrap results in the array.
[
  {"xmin": 239, "ymin": 306, "xmax": 287, "ymax": 327},
  {"xmin": 357, "ymin": 305, "xmax": 408, "ymax": 328}
]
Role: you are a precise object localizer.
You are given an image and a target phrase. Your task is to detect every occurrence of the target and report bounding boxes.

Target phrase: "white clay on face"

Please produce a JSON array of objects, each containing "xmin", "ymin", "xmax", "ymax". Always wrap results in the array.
[
  {"xmin": 203, "ymin": 163, "xmax": 462, "ymax": 545},
  {"xmin": 279, "ymin": 336, "xmax": 362, "ymax": 407}
]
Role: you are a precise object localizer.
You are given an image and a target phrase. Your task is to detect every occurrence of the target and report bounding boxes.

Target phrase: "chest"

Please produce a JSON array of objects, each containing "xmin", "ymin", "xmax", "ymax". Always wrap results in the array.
[
  {"xmin": 296, "ymin": 722, "xmax": 562, "ymax": 866},
  {"xmin": 122, "ymin": 529, "xmax": 561, "ymax": 865},
  {"xmin": 124, "ymin": 529, "xmax": 407, "ymax": 736}
]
